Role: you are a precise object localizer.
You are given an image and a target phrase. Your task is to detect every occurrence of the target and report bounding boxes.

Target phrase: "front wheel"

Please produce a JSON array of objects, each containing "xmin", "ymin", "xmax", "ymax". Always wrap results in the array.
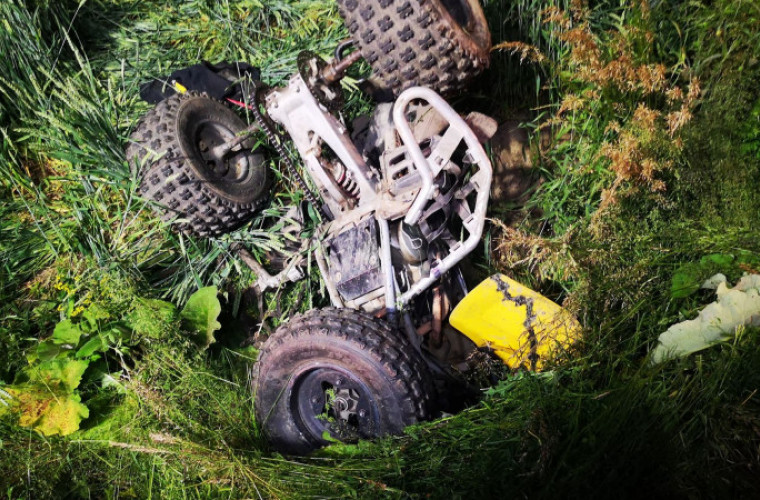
[{"xmin": 253, "ymin": 308, "xmax": 435, "ymax": 454}]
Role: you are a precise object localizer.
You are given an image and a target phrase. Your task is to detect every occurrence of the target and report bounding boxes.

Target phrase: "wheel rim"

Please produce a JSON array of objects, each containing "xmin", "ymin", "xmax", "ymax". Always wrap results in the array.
[
  {"xmin": 177, "ymin": 96, "xmax": 268, "ymax": 205},
  {"xmin": 291, "ymin": 367, "xmax": 380, "ymax": 444},
  {"xmin": 194, "ymin": 120, "xmax": 253, "ymax": 190}
]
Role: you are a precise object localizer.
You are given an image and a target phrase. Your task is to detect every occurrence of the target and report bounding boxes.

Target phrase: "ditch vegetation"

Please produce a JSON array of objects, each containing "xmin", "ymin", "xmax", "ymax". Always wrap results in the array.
[{"xmin": 1, "ymin": 0, "xmax": 759, "ymax": 498}]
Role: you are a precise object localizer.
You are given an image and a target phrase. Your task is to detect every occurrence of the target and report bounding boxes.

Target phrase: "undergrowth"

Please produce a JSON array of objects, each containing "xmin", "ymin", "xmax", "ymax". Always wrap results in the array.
[{"xmin": 1, "ymin": 0, "xmax": 759, "ymax": 498}]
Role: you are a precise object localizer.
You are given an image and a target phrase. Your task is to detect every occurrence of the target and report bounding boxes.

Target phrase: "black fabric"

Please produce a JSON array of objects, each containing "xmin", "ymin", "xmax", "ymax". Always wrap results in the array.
[{"xmin": 139, "ymin": 61, "xmax": 261, "ymax": 104}]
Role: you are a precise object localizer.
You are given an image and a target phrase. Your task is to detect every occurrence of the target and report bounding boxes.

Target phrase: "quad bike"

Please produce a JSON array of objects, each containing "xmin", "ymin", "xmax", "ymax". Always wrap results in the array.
[{"xmin": 128, "ymin": 0, "xmax": 579, "ymax": 454}]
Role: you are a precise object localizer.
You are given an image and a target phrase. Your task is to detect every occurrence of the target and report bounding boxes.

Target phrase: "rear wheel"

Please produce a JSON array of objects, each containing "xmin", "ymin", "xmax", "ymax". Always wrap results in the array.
[
  {"xmin": 127, "ymin": 92, "xmax": 269, "ymax": 237},
  {"xmin": 337, "ymin": 0, "xmax": 492, "ymax": 99},
  {"xmin": 253, "ymin": 308, "xmax": 435, "ymax": 454}
]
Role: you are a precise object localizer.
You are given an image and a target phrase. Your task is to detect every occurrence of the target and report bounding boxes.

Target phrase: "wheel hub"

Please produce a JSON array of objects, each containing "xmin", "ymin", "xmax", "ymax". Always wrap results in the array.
[
  {"xmin": 195, "ymin": 122, "xmax": 250, "ymax": 183},
  {"xmin": 292, "ymin": 367, "xmax": 378, "ymax": 444}
]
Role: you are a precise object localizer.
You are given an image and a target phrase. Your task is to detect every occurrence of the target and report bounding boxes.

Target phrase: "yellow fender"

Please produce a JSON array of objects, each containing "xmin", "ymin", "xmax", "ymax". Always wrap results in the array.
[{"xmin": 449, "ymin": 274, "xmax": 581, "ymax": 370}]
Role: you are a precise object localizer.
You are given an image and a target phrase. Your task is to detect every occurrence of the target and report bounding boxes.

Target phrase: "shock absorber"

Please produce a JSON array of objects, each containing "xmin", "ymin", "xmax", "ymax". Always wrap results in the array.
[
  {"xmin": 331, "ymin": 160, "xmax": 360, "ymax": 200},
  {"xmin": 323, "ymin": 159, "xmax": 360, "ymax": 199}
]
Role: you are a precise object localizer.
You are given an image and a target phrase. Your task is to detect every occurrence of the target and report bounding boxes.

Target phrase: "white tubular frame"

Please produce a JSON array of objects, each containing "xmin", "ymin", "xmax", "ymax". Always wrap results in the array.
[
  {"xmin": 392, "ymin": 87, "xmax": 493, "ymax": 307},
  {"xmin": 392, "ymin": 90, "xmax": 435, "ymax": 226},
  {"xmin": 264, "ymin": 80, "xmax": 492, "ymax": 312}
]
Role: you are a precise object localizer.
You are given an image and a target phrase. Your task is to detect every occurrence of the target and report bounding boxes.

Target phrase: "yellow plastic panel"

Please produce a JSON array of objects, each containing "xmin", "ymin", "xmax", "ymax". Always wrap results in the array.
[{"xmin": 449, "ymin": 274, "xmax": 581, "ymax": 369}]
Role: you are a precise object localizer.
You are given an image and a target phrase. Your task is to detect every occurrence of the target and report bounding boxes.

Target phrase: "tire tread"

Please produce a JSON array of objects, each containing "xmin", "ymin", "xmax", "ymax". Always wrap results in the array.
[
  {"xmin": 337, "ymin": 0, "xmax": 490, "ymax": 98},
  {"xmin": 254, "ymin": 308, "xmax": 435, "ymax": 453},
  {"xmin": 126, "ymin": 92, "xmax": 268, "ymax": 237}
]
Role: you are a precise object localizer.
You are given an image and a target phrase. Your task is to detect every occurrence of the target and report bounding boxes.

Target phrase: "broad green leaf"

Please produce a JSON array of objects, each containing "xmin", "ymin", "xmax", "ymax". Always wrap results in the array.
[
  {"xmin": 31, "ymin": 339, "xmax": 68, "ymax": 363},
  {"xmin": 52, "ymin": 319, "xmax": 83, "ymax": 345},
  {"xmin": 180, "ymin": 286, "xmax": 221, "ymax": 348},
  {"xmin": 76, "ymin": 335, "xmax": 107, "ymax": 359},
  {"xmin": 4, "ymin": 386, "xmax": 89, "ymax": 436},
  {"xmin": 670, "ymin": 263, "xmax": 702, "ymax": 298},
  {"xmin": 27, "ymin": 358, "xmax": 89, "ymax": 392}
]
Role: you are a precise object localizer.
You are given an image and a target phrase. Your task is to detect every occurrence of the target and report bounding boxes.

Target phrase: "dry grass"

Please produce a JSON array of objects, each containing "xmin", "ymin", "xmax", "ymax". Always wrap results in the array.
[{"xmin": 547, "ymin": 4, "xmax": 701, "ymax": 212}]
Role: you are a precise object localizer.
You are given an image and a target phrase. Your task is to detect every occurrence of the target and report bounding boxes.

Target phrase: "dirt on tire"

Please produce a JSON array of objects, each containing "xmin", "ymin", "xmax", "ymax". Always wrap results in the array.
[
  {"xmin": 126, "ymin": 92, "xmax": 269, "ymax": 237},
  {"xmin": 337, "ymin": 0, "xmax": 491, "ymax": 100},
  {"xmin": 253, "ymin": 307, "xmax": 435, "ymax": 454}
]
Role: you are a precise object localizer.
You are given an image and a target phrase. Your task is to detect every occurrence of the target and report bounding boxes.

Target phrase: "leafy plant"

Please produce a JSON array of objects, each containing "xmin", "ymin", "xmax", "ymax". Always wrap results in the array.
[
  {"xmin": 180, "ymin": 286, "xmax": 222, "ymax": 348},
  {"xmin": 1, "ymin": 359, "xmax": 90, "ymax": 436},
  {"xmin": 670, "ymin": 253, "xmax": 760, "ymax": 298},
  {"xmin": 1, "ymin": 301, "xmax": 126, "ymax": 436},
  {"xmin": 0, "ymin": 282, "xmax": 220, "ymax": 436}
]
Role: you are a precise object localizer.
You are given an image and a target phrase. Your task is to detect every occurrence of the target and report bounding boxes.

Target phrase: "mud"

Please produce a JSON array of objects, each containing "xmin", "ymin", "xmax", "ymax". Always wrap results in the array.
[{"xmin": 491, "ymin": 274, "xmax": 539, "ymax": 370}]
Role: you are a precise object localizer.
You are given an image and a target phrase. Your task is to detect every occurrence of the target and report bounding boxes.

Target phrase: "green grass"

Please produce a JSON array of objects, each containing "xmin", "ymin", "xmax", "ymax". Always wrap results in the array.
[{"xmin": 1, "ymin": 0, "xmax": 760, "ymax": 498}]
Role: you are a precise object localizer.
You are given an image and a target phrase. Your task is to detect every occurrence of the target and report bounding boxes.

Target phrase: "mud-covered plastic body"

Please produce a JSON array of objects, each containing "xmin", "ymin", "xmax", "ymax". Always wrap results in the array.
[{"xmin": 449, "ymin": 274, "xmax": 582, "ymax": 370}]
